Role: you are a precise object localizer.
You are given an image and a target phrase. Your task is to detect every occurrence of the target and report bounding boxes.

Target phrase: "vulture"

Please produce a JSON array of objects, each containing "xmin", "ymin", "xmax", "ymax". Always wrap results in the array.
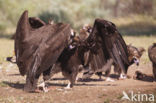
[
  {"xmin": 15, "ymin": 10, "xmax": 140, "ymax": 92},
  {"xmin": 81, "ymin": 19, "xmax": 130, "ymax": 80},
  {"xmin": 82, "ymin": 21, "xmax": 145, "ymax": 80},
  {"xmin": 42, "ymin": 19, "xmax": 132, "ymax": 89},
  {"xmin": 148, "ymin": 43, "xmax": 156, "ymax": 80},
  {"xmin": 15, "ymin": 10, "xmax": 73, "ymax": 92},
  {"xmin": 36, "ymin": 18, "xmax": 132, "ymax": 90}
]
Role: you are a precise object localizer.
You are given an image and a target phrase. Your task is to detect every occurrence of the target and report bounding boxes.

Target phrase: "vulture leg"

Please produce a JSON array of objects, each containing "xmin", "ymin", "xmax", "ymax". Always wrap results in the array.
[
  {"xmin": 65, "ymin": 82, "xmax": 72, "ymax": 89},
  {"xmin": 37, "ymin": 65, "xmax": 54, "ymax": 92},
  {"xmin": 37, "ymin": 81, "xmax": 49, "ymax": 92},
  {"xmin": 95, "ymin": 72, "xmax": 103, "ymax": 80},
  {"xmin": 63, "ymin": 67, "xmax": 78, "ymax": 89},
  {"xmin": 119, "ymin": 74, "xmax": 127, "ymax": 80},
  {"xmin": 65, "ymin": 74, "xmax": 77, "ymax": 89},
  {"xmin": 104, "ymin": 69, "xmax": 115, "ymax": 82},
  {"xmin": 38, "ymin": 63, "xmax": 62, "ymax": 92}
]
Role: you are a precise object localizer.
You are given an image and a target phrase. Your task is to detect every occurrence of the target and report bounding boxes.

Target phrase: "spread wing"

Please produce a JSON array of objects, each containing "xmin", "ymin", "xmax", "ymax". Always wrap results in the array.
[
  {"xmin": 89, "ymin": 48, "xmax": 107, "ymax": 71},
  {"xmin": 15, "ymin": 10, "xmax": 71, "ymax": 76},
  {"xmin": 87, "ymin": 19, "xmax": 129, "ymax": 73},
  {"xmin": 15, "ymin": 10, "xmax": 31, "ymax": 75}
]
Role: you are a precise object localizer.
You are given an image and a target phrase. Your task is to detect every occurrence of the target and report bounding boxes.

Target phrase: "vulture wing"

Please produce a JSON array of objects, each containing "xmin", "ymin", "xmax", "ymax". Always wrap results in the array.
[
  {"xmin": 15, "ymin": 10, "xmax": 71, "ymax": 78},
  {"xmin": 87, "ymin": 19, "xmax": 129, "ymax": 73}
]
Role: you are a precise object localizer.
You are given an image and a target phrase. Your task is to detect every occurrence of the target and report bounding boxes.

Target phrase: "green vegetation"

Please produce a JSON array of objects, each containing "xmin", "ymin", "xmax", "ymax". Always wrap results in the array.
[
  {"xmin": 112, "ymin": 16, "xmax": 156, "ymax": 36},
  {"xmin": 0, "ymin": 0, "xmax": 156, "ymax": 36}
]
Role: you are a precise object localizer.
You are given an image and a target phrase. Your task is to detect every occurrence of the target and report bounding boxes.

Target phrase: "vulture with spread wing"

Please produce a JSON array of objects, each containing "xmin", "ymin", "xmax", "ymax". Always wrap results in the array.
[
  {"xmin": 40, "ymin": 19, "xmax": 131, "ymax": 89},
  {"xmin": 81, "ymin": 19, "xmax": 131, "ymax": 80},
  {"xmin": 82, "ymin": 19, "xmax": 146, "ymax": 80},
  {"xmin": 15, "ymin": 10, "xmax": 72, "ymax": 92},
  {"xmin": 42, "ymin": 19, "xmax": 131, "ymax": 89}
]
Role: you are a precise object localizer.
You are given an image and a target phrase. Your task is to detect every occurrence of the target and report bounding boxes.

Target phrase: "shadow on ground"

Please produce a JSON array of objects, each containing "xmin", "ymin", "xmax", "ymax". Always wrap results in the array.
[
  {"xmin": 2, "ymin": 81, "xmax": 24, "ymax": 89},
  {"xmin": 47, "ymin": 82, "xmax": 117, "ymax": 88},
  {"xmin": 135, "ymin": 75, "xmax": 155, "ymax": 82}
]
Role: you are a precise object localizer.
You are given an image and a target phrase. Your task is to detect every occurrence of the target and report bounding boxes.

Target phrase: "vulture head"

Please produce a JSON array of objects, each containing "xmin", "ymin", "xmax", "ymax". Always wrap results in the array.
[{"xmin": 127, "ymin": 44, "xmax": 145, "ymax": 66}]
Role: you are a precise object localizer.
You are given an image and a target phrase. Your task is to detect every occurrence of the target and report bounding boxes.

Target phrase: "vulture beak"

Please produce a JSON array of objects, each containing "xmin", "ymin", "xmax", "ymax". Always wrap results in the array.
[{"xmin": 133, "ymin": 57, "xmax": 139, "ymax": 66}]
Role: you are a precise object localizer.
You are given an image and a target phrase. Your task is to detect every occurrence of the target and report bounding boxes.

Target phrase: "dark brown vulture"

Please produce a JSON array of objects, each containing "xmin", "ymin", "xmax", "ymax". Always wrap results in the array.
[
  {"xmin": 44, "ymin": 19, "xmax": 132, "ymax": 89},
  {"xmin": 148, "ymin": 43, "xmax": 156, "ymax": 80},
  {"xmin": 15, "ymin": 10, "xmax": 72, "ymax": 92},
  {"xmin": 81, "ymin": 19, "xmax": 130, "ymax": 79},
  {"xmin": 82, "ymin": 20, "xmax": 145, "ymax": 80},
  {"xmin": 45, "ymin": 19, "xmax": 132, "ymax": 88}
]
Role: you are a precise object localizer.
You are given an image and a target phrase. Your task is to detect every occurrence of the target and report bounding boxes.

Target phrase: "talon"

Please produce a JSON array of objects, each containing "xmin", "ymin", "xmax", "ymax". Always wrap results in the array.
[
  {"xmin": 64, "ymin": 82, "xmax": 72, "ymax": 89},
  {"xmin": 119, "ymin": 74, "xmax": 127, "ymax": 80},
  {"xmin": 38, "ymin": 81, "xmax": 49, "ymax": 92}
]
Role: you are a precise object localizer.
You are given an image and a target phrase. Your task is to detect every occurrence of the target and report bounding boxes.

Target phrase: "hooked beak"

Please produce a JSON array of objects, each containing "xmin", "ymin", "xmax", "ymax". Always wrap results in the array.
[{"xmin": 133, "ymin": 58, "xmax": 139, "ymax": 66}]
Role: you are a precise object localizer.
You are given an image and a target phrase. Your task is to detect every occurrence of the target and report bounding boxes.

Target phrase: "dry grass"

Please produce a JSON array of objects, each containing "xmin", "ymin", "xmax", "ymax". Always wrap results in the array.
[
  {"xmin": 0, "ymin": 35, "xmax": 156, "ymax": 64},
  {"xmin": 123, "ymin": 35, "xmax": 156, "ymax": 64},
  {"xmin": 0, "ymin": 36, "xmax": 155, "ymax": 103},
  {"xmin": 0, "ymin": 38, "xmax": 14, "ymax": 64}
]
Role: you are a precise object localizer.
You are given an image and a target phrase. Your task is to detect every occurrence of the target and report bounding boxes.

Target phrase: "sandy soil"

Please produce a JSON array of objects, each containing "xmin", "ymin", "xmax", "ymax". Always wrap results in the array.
[{"xmin": 0, "ymin": 62, "xmax": 156, "ymax": 103}]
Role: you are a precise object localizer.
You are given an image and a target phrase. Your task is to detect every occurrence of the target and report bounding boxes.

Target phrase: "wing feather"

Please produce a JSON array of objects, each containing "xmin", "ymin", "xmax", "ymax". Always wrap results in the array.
[
  {"xmin": 15, "ymin": 10, "xmax": 71, "ymax": 77},
  {"xmin": 88, "ymin": 18, "xmax": 129, "ymax": 73}
]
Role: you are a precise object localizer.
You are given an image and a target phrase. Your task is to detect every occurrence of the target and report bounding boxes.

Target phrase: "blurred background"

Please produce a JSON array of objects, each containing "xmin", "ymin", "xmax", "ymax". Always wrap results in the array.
[
  {"xmin": 0, "ymin": 0, "xmax": 156, "ymax": 63},
  {"xmin": 0, "ymin": 0, "xmax": 156, "ymax": 36}
]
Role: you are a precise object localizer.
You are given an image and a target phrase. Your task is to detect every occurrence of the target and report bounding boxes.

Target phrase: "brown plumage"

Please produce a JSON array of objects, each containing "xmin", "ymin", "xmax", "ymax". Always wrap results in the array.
[
  {"xmin": 15, "ymin": 10, "xmax": 71, "ymax": 92},
  {"xmin": 113, "ymin": 44, "xmax": 145, "ymax": 78},
  {"xmin": 148, "ymin": 43, "xmax": 156, "ymax": 80},
  {"xmin": 82, "ymin": 20, "xmax": 145, "ymax": 80},
  {"xmin": 82, "ymin": 19, "xmax": 130, "ymax": 80},
  {"xmin": 87, "ymin": 19, "xmax": 129, "ymax": 74},
  {"xmin": 42, "ymin": 35, "xmax": 90, "ymax": 89}
]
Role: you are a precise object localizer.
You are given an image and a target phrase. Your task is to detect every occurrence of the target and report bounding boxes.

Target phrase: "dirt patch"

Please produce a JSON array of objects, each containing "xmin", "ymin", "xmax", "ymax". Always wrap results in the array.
[{"xmin": 0, "ymin": 62, "xmax": 156, "ymax": 103}]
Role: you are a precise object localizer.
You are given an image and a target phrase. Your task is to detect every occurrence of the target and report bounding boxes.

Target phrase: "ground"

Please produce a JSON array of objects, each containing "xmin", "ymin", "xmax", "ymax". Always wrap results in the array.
[{"xmin": 0, "ymin": 36, "xmax": 156, "ymax": 103}]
